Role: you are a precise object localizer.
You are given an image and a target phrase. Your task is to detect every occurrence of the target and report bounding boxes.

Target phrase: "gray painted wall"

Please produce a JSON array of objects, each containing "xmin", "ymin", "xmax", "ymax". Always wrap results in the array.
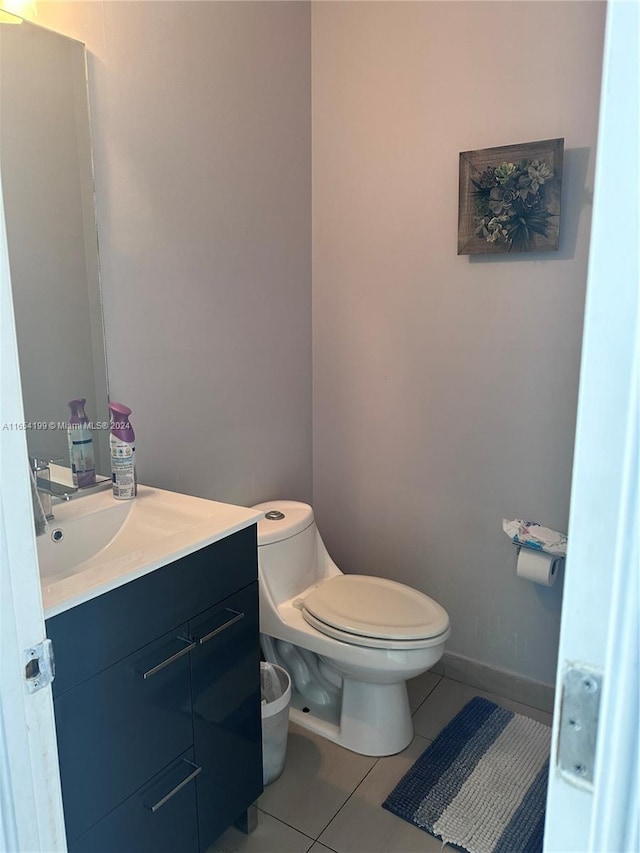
[
  {"xmin": 36, "ymin": 1, "xmax": 313, "ymax": 506},
  {"xmin": 312, "ymin": 1, "xmax": 606, "ymax": 686}
]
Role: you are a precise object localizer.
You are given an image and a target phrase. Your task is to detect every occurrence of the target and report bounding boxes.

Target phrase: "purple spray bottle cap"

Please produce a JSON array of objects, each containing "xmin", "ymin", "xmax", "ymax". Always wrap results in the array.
[
  {"xmin": 109, "ymin": 402, "xmax": 135, "ymax": 443},
  {"xmin": 68, "ymin": 398, "xmax": 88, "ymax": 424}
]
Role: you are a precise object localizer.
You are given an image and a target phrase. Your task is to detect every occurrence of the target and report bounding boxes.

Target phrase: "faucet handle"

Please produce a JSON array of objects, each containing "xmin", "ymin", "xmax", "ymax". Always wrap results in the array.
[{"xmin": 29, "ymin": 456, "xmax": 50, "ymax": 474}]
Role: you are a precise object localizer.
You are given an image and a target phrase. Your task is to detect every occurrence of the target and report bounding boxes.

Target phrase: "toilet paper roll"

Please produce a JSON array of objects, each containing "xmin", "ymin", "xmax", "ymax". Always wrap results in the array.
[{"xmin": 516, "ymin": 548, "xmax": 561, "ymax": 586}]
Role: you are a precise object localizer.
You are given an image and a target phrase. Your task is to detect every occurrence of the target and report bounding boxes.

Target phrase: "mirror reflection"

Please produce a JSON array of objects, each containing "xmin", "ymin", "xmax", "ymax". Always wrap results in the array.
[{"xmin": 1, "ymin": 13, "xmax": 109, "ymax": 482}]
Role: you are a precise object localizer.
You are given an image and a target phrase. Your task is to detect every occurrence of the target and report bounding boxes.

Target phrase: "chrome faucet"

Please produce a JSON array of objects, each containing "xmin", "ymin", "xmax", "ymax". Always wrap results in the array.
[{"xmin": 30, "ymin": 457, "xmax": 54, "ymax": 522}]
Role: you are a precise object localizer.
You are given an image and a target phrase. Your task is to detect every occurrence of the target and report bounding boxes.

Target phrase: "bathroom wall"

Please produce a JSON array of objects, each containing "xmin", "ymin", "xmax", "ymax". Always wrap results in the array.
[
  {"xmin": 312, "ymin": 1, "xmax": 606, "ymax": 686},
  {"xmin": 34, "ymin": 1, "xmax": 312, "ymax": 506}
]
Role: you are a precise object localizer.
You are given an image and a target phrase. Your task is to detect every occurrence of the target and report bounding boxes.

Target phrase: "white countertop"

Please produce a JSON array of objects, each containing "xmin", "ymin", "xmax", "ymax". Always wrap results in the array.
[{"xmin": 40, "ymin": 484, "xmax": 263, "ymax": 619}]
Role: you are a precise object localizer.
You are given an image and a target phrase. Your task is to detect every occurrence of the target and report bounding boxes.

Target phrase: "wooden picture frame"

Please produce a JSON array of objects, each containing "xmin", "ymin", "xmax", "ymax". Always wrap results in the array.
[{"xmin": 458, "ymin": 138, "xmax": 564, "ymax": 255}]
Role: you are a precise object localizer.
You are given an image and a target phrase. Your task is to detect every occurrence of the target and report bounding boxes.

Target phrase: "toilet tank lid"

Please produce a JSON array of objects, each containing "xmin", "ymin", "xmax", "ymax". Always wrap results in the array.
[{"xmin": 252, "ymin": 500, "xmax": 314, "ymax": 545}]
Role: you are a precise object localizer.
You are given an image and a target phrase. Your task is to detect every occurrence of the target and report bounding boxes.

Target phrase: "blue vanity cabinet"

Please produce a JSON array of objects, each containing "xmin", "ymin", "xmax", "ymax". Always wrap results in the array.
[{"xmin": 45, "ymin": 525, "xmax": 262, "ymax": 853}]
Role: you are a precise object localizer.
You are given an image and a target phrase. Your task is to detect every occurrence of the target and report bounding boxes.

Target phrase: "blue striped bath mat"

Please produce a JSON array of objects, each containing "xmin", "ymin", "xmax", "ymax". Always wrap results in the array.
[{"xmin": 383, "ymin": 696, "xmax": 551, "ymax": 853}]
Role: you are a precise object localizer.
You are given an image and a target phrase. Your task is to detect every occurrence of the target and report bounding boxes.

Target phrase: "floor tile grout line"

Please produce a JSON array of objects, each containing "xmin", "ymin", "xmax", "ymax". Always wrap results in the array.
[
  {"xmin": 305, "ymin": 840, "xmax": 339, "ymax": 853},
  {"xmin": 262, "ymin": 712, "xmax": 438, "ymax": 846},
  {"xmin": 256, "ymin": 805, "xmax": 317, "ymax": 844},
  {"xmin": 314, "ymin": 730, "xmax": 437, "ymax": 845},
  {"xmin": 313, "ymin": 757, "xmax": 382, "ymax": 842},
  {"xmin": 409, "ymin": 673, "xmax": 443, "ymax": 717}
]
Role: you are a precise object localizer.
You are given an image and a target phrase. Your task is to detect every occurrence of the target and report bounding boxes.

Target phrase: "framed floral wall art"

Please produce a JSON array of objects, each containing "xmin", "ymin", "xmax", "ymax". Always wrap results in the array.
[{"xmin": 457, "ymin": 138, "xmax": 564, "ymax": 255}]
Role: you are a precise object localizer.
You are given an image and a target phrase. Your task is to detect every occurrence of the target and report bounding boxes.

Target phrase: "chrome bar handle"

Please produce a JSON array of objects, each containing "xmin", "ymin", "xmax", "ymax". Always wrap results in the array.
[
  {"xmin": 146, "ymin": 760, "xmax": 202, "ymax": 813},
  {"xmin": 197, "ymin": 609, "xmax": 244, "ymax": 645},
  {"xmin": 141, "ymin": 637, "xmax": 196, "ymax": 680}
]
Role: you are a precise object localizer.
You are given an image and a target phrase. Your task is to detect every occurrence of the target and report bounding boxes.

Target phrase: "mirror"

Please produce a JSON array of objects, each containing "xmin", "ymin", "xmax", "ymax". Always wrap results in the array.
[{"xmin": 0, "ymin": 13, "xmax": 109, "ymax": 482}]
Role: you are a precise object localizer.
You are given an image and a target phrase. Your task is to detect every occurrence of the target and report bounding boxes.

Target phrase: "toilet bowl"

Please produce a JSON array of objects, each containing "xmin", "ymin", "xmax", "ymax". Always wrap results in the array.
[{"xmin": 253, "ymin": 500, "xmax": 450, "ymax": 756}]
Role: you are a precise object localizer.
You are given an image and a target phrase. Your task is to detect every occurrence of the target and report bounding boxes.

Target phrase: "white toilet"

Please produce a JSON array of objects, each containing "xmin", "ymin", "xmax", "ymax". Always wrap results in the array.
[{"xmin": 253, "ymin": 500, "xmax": 450, "ymax": 756}]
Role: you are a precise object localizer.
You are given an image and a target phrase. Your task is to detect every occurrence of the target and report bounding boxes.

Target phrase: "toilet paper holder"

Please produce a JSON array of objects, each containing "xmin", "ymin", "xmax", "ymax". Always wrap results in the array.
[
  {"xmin": 502, "ymin": 519, "xmax": 567, "ymax": 586},
  {"xmin": 514, "ymin": 544, "xmax": 565, "ymax": 586}
]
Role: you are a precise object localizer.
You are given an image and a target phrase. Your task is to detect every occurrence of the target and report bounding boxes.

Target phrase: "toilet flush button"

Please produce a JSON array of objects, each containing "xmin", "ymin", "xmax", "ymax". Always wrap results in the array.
[{"xmin": 265, "ymin": 510, "xmax": 285, "ymax": 521}]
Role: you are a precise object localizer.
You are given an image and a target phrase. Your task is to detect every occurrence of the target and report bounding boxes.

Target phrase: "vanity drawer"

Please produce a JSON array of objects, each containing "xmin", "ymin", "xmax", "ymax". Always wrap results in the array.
[
  {"xmin": 48, "ymin": 524, "xmax": 257, "ymax": 697},
  {"xmin": 68, "ymin": 748, "xmax": 199, "ymax": 853},
  {"xmin": 55, "ymin": 624, "xmax": 194, "ymax": 844}
]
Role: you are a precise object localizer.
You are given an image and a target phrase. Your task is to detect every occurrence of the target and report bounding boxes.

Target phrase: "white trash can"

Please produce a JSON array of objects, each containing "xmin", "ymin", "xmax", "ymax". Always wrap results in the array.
[{"xmin": 260, "ymin": 662, "xmax": 291, "ymax": 785}]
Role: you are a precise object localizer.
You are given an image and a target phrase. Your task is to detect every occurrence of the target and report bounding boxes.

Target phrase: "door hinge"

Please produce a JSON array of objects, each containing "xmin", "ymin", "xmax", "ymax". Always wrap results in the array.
[
  {"xmin": 24, "ymin": 639, "xmax": 55, "ymax": 693},
  {"xmin": 557, "ymin": 663, "xmax": 603, "ymax": 790}
]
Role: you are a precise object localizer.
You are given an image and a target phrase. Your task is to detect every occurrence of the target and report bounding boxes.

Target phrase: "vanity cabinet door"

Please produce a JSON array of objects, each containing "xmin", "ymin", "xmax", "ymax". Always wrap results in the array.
[
  {"xmin": 189, "ymin": 582, "xmax": 263, "ymax": 849},
  {"xmin": 55, "ymin": 624, "xmax": 194, "ymax": 843},
  {"xmin": 68, "ymin": 748, "xmax": 200, "ymax": 853}
]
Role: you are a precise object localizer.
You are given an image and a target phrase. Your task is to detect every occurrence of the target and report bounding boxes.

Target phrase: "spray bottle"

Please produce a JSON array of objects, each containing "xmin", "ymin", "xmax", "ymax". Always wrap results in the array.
[
  {"xmin": 109, "ymin": 402, "xmax": 137, "ymax": 500},
  {"xmin": 67, "ymin": 398, "xmax": 96, "ymax": 487}
]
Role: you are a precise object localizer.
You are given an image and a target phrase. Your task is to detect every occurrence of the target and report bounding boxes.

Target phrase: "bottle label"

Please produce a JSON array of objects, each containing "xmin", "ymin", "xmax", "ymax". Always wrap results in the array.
[
  {"xmin": 68, "ymin": 425, "xmax": 95, "ymax": 487},
  {"xmin": 110, "ymin": 439, "xmax": 136, "ymax": 499}
]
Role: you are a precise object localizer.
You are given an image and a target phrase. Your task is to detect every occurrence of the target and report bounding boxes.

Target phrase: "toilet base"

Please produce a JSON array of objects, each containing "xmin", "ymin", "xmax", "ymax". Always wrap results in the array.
[
  {"xmin": 261, "ymin": 633, "xmax": 438, "ymax": 756},
  {"xmin": 289, "ymin": 676, "xmax": 413, "ymax": 756}
]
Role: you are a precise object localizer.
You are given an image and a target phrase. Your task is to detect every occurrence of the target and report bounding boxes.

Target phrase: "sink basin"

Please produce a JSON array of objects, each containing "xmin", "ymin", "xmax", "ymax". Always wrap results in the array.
[
  {"xmin": 38, "ymin": 500, "xmax": 132, "ymax": 580},
  {"xmin": 39, "ymin": 485, "xmax": 263, "ymax": 618}
]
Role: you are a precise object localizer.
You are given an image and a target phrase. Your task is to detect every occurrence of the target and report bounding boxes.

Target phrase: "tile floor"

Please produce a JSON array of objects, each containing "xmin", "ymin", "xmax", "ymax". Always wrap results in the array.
[{"xmin": 210, "ymin": 673, "xmax": 553, "ymax": 853}]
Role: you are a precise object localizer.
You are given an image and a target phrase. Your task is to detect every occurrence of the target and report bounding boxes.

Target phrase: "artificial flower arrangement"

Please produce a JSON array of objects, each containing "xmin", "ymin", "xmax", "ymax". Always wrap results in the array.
[{"xmin": 471, "ymin": 158, "xmax": 556, "ymax": 250}]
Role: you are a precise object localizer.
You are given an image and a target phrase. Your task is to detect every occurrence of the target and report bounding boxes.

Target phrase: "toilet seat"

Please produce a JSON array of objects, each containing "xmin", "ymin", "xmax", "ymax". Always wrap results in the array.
[{"xmin": 301, "ymin": 575, "xmax": 450, "ymax": 650}]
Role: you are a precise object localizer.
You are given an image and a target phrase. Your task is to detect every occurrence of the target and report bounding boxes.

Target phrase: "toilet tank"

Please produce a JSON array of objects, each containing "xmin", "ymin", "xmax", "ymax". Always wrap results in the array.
[{"xmin": 253, "ymin": 501, "xmax": 325, "ymax": 605}]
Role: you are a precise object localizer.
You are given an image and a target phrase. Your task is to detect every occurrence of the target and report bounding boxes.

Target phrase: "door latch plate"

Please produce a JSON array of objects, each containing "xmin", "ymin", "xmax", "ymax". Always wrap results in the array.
[
  {"xmin": 24, "ymin": 639, "xmax": 55, "ymax": 693},
  {"xmin": 557, "ymin": 663, "xmax": 602, "ymax": 789}
]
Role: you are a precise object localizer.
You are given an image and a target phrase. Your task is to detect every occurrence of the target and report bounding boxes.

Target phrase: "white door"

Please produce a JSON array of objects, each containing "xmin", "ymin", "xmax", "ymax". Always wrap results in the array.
[
  {"xmin": 0, "ymin": 174, "xmax": 67, "ymax": 849},
  {"xmin": 543, "ymin": 1, "xmax": 639, "ymax": 851}
]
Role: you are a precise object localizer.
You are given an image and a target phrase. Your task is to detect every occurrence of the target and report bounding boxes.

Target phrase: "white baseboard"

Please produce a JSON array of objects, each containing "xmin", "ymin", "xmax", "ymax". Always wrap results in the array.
[{"xmin": 432, "ymin": 652, "xmax": 555, "ymax": 714}]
